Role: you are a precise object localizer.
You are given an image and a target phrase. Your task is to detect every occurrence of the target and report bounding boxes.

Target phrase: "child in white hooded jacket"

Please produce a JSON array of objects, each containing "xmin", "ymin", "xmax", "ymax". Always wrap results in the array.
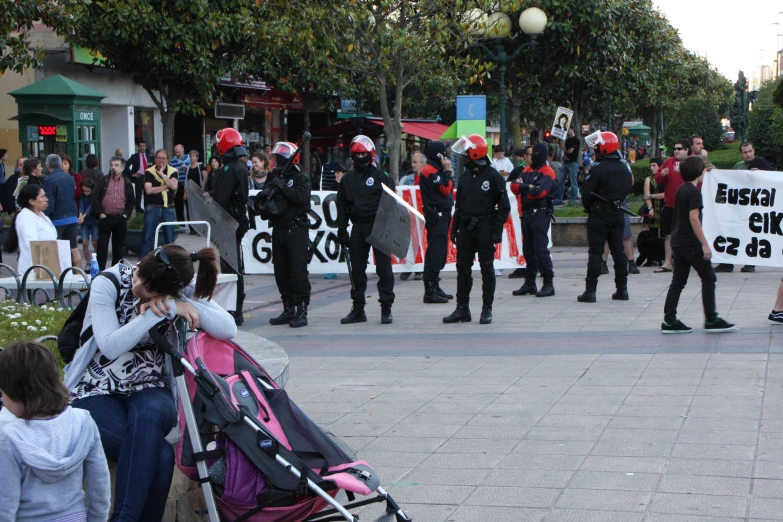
[{"xmin": 0, "ymin": 340, "xmax": 110, "ymax": 522}]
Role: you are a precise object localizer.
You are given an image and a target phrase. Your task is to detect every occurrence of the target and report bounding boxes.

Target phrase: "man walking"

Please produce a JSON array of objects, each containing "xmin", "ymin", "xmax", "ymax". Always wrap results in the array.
[
  {"xmin": 42, "ymin": 154, "xmax": 81, "ymax": 267},
  {"xmin": 93, "ymin": 156, "xmax": 135, "ymax": 269},
  {"xmin": 124, "ymin": 140, "xmax": 153, "ymax": 215},
  {"xmin": 169, "ymin": 144, "xmax": 191, "ymax": 224},
  {"xmin": 139, "ymin": 149, "xmax": 178, "ymax": 257}
]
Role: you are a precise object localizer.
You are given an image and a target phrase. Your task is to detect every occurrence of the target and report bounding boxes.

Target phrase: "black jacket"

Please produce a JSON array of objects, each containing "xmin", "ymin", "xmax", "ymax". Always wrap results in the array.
[
  {"xmin": 419, "ymin": 162, "xmax": 454, "ymax": 212},
  {"xmin": 267, "ymin": 167, "xmax": 311, "ymax": 226},
  {"xmin": 453, "ymin": 164, "xmax": 510, "ymax": 235},
  {"xmin": 2, "ymin": 172, "xmax": 19, "ymax": 211},
  {"xmin": 582, "ymin": 154, "xmax": 633, "ymax": 211},
  {"xmin": 92, "ymin": 174, "xmax": 135, "ymax": 217},
  {"xmin": 336, "ymin": 164, "xmax": 395, "ymax": 228},
  {"xmin": 209, "ymin": 149, "xmax": 249, "ymax": 225},
  {"xmin": 124, "ymin": 152, "xmax": 154, "ymax": 179}
]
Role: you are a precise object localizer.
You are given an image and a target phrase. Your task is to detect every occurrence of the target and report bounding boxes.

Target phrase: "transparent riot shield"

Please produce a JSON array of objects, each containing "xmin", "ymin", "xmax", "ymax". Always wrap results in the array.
[
  {"xmin": 367, "ymin": 184, "xmax": 425, "ymax": 260},
  {"xmin": 186, "ymin": 180, "xmax": 240, "ymax": 272}
]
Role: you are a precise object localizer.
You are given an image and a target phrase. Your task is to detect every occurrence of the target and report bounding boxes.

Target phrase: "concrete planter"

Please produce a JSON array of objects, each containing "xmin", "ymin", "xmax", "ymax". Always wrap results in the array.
[{"xmin": 551, "ymin": 217, "xmax": 645, "ymax": 247}]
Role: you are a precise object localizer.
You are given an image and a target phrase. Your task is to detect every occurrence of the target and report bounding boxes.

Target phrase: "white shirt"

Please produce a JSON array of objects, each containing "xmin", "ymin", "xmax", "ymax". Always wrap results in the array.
[
  {"xmin": 15, "ymin": 207, "xmax": 57, "ymax": 276},
  {"xmin": 491, "ymin": 156, "xmax": 514, "ymax": 174}
]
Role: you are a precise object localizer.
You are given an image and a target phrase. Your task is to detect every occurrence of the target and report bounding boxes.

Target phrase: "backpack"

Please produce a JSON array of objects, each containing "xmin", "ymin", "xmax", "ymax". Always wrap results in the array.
[{"xmin": 58, "ymin": 272, "xmax": 120, "ymax": 364}]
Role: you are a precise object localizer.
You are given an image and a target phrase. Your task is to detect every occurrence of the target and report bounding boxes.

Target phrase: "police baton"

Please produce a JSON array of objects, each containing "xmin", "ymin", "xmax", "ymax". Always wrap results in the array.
[
  {"xmin": 590, "ymin": 192, "xmax": 638, "ymax": 217},
  {"xmin": 343, "ymin": 244, "xmax": 356, "ymax": 292}
]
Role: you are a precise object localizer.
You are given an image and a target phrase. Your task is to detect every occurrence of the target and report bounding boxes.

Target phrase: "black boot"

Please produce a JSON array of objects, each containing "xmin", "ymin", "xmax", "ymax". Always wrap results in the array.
[
  {"xmin": 424, "ymin": 281, "xmax": 449, "ymax": 304},
  {"xmin": 341, "ymin": 302, "xmax": 367, "ymax": 324},
  {"xmin": 480, "ymin": 305, "xmax": 493, "ymax": 324},
  {"xmin": 269, "ymin": 300, "xmax": 295, "ymax": 325},
  {"xmin": 512, "ymin": 277, "xmax": 537, "ymax": 296},
  {"xmin": 536, "ymin": 276, "xmax": 555, "ymax": 297},
  {"xmin": 612, "ymin": 288, "xmax": 629, "ymax": 301},
  {"xmin": 443, "ymin": 304, "xmax": 471, "ymax": 323},
  {"xmin": 381, "ymin": 302, "xmax": 393, "ymax": 324},
  {"xmin": 435, "ymin": 281, "xmax": 453, "ymax": 300},
  {"xmin": 578, "ymin": 281, "xmax": 597, "ymax": 303},
  {"xmin": 289, "ymin": 301, "xmax": 308, "ymax": 328}
]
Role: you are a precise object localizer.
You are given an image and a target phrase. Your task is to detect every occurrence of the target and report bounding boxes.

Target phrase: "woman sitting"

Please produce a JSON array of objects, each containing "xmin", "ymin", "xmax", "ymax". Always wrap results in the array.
[
  {"xmin": 64, "ymin": 245, "xmax": 237, "ymax": 521},
  {"xmin": 3, "ymin": 184, "xmax": 58, "ymax": 276}
]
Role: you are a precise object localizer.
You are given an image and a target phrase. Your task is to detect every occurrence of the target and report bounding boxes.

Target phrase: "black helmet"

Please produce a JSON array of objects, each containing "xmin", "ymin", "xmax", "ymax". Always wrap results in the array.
[{"xmin": 424, "ymin": 141, "xmax": 447, "ymax": 164}]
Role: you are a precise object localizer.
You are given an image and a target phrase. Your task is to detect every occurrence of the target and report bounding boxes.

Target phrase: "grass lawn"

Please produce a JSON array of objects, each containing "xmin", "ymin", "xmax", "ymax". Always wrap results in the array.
[{"xmin": 554, "ymin": 195, "xmax": 646, "ymax": 218}]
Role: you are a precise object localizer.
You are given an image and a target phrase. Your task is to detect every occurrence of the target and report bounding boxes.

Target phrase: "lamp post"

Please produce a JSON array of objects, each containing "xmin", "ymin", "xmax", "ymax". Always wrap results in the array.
[{"xmin": 468, "ymin": 7, "xmax": 547, "ymax": 151}]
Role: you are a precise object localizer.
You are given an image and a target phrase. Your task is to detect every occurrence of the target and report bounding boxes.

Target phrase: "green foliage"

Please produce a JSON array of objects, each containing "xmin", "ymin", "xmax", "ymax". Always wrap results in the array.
[
  {"xmin": 127, "ymin": 214, "xmax": 144, "ymax": 230},
  {"xmin": 773, "ymin": 77, "xmax": 783, "ymax": 109},
  {"xmin": 629, "ymin": 143, "xmax": 742, "ymax": 187},
  {"xmin": 0, "ymin": 302, "xmax": 70, "ymax": 369},
  {"xmin": 0, "ymin": 0, "xmax": 77, "ymax": 73},
  {"xmin": 756, "ymin": 76, "xmax": 782, "ymax": 107},
  {"xmin": 662, "ymin": 97, "xmax": 725, "ymax": 152},
  {"xmin": 748, "ymin": 105, "xmax": 783, "ymax": 169}
]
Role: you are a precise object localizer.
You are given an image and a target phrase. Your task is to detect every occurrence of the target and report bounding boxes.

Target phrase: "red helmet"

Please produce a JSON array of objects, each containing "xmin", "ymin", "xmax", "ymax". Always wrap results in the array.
[
  {"xmin": 215, "ymin": 128, "xmax": 243, "ymax": 156},
  {"xmin": 451, "ymin": 134, "xmax": 489, "ymax": 163},
  {"xmin": 271, "ymin": 141, "xmax": 300, "ymax": 166},
  {"xmin": 350, "ymin": 135, "xmax": 376, "ymax": 161},
  {"xmin": 598, "ymin": 132, "xmax": 619, "ymax": 154}
]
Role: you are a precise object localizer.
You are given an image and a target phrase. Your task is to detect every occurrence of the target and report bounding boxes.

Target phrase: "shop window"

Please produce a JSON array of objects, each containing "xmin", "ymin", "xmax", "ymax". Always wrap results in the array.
[
  {"xmin": 76, "ymin": 125, "xmax": 98, "ymax": 171},
  {"xmin": 134, "ymin": 108, "xmax": 155, "ymax": 148}
]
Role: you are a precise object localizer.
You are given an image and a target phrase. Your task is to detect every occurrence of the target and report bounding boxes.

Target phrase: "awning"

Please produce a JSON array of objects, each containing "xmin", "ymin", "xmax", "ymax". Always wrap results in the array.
[
  {"xmin": 309, "ymin": 117, "xmax": 450, "ymax": 147},
  {"xmin": 368, "ymin": 119, "xmax": 449, "ymax": 141},
  {"xmin": 10, "ymin": 111, "xmax": 71, "ymax": 121}
]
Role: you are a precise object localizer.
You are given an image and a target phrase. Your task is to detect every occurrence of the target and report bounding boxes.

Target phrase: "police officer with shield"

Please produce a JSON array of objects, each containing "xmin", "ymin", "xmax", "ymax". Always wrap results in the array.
[
  {"xmin": 210, "ymin": 128, "xmax": 250, "ymax": 325},
  {"xmin": 578, "ymin": 131, "xmax": 634, "ymax": 303},
  {"xmin": 443, "ymin": 134, "xmax": 510, "ymax": 325},
  {"xmin": 420, "ymin": 141, "xmax": 455, "ymax": 304},
  {"xmin": 263, "ymin": 142, "xmax": 312, "ymax": 328},
  {"xmin": 336, "ymin": 135, "xmax": 396, "ymax": 324}
]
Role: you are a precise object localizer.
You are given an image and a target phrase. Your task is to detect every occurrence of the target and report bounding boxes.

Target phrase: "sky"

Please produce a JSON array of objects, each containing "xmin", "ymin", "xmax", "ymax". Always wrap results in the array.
[{"xmin": 652, "ymin": 0, "xmax": 782, "ymax": 83}]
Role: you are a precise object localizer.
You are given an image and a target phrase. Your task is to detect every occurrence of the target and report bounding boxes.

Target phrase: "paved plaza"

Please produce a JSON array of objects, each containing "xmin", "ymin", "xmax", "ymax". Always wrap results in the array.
[{"xmin": 238, "ymin": 247, "xmax": 783, "ymax": 521}]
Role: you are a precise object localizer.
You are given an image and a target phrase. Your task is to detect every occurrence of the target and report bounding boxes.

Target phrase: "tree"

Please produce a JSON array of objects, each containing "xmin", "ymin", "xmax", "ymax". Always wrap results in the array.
[
  {"xmin": 748, "ymin": 105, "xmax": 783, "ymax": 169},
  {"xmin": 662, "ymin": 97, "xmax": 724, "ymax": 151},
  {"xmin": 65, "ymin": 0, "xmax": 269, "ymax": 153},
  {"xmin": 0, "ymin": 0, "xmax": 76, "ymax": 73}
]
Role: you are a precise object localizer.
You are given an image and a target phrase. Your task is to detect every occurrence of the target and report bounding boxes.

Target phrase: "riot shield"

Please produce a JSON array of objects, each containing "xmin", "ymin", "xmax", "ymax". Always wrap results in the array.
[
  {"xmin": 367, "ymin": 184, "xmax": 425, "ymax": 260},
  {"xmin": 186, "ymin": 180, "xmax": 240, "ymax": 272}
]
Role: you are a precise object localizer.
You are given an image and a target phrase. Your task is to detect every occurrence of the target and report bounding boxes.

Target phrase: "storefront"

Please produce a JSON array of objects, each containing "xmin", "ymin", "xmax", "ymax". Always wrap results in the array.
[{"xmin": 9, "ymin": 74, "xmax": 104, "ymax": 171}]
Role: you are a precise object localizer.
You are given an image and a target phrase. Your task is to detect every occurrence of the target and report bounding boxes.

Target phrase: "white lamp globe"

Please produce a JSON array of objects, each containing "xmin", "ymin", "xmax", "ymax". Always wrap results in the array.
[
  {"xmin": 486, "ymin": 12, "xmax": 512, "ymax": 38},
  {"xmin": 463, "ymin": 9, "xmax": 488, "ymax": 36},
  {"xmin": 519, "ymin": 7, "xmax": 547, "ymax": 35}
]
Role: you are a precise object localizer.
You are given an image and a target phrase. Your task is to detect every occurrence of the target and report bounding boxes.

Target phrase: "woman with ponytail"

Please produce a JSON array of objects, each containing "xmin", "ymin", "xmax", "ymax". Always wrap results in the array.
[{"xmin": 64, "ymin": 244, "xmax": 236, "ymax": 521}]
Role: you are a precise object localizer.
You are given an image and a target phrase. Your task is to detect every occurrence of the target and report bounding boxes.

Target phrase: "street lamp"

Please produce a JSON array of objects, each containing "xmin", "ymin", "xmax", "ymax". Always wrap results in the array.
[{"xmin": 468, "ymin": 7, "xmax": 548, "ymax": 151}]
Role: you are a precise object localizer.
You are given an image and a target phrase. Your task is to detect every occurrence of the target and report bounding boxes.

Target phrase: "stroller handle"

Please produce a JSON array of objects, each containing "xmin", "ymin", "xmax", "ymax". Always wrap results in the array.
[{"xmin": 149, "ymin": 320, "xmax": 182, "ymax": 359}]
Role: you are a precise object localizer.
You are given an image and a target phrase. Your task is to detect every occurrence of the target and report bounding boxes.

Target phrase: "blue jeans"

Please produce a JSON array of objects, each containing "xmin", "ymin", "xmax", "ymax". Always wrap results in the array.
[
  {"xmin": 73, "ymin": 387, "xmax": 177, "ymax": 522},
  {"xmin": 556, "ymin": 162, "xmax": 580, "ymax": 201},
  {"xmin": 140, "ymin": 207, "xmax": 176, "ymax": 258}
]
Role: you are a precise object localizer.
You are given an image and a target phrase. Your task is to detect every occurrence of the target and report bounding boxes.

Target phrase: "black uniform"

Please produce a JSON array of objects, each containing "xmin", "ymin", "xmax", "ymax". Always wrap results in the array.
[
  {"xmin": 267, "ymin": 167, "xmax": 312, "ymax": 307},
  {"xmin": 581, "ymin": 153, "xmax": 633, "ymax": 292},
  {"xmin": 209, "ymin": 146, "xmax": 250, "ymax": 323},
  {"xmin": 513, "ymin": 163, "xmax": 557, "ymax": 279},
  {"xmin": 419, "ymin": 161, "xmax": 454, "ymax": 283},
  {"xmin": 452, "ymin": 164, "xmax": 510, "ymax": 306},
  {"xmin": 336, "ymin": 163, "xmax": 396, "ymax": 305}
]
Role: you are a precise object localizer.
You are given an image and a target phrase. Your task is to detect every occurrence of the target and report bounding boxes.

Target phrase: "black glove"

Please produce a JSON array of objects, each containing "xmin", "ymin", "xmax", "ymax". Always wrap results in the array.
[
  {"xmin": 271, "ymin": 176, "xmax": 286, "ymax": 189},
  {"xmin": 492, "ymin": 231, "xmax": 503, "ymax": 244},
  {"xmin": 337, "ymin": 227, "xmax": 349, "ymax": 246}
]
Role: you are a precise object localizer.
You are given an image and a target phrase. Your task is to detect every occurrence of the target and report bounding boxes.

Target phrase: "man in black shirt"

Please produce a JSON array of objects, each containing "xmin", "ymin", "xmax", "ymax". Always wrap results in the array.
[
  {"xmin": 443, "ymin": 134, "xmax": 510, "ymax": 325},
  {"xmin": 556, "ymin": 127, "xmax": 581, "ymax": 204},
  {"xmin": 661, "ymin": 156, "xmax": 736, "ymax": 333},
  {"xmin": 336, "ymin": 135, "xmax": 396, "ymax": 324}
]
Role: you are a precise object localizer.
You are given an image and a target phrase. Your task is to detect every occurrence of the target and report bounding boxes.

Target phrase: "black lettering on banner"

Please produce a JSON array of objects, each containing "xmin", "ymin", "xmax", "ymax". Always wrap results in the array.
[
  {"xmin": 310, "ymin": 194, "xmax": 321, "ymax": 206},
  {"xmin": 746, "ymin": 237, "xmax": 772, "ymax": 259},
  {"xmin": 726, "ymin": 237, "xmax": 740, "ymax": 256},
  {"xmin": 307, "ymin": 230, "xmax": 328, "ymax": 263},
  {"xmin": 739, "ymin": 188, "xmax": 750, "ymax": 206},
  {"xmin": 715, "ymin": 184, "xmax": 728, "ymax": 204},
  {"xmin": 324, "ymin": 232, "xmax": 340, "ymax": 260},
  {"xmin": 749, "ymin": 213, "xmax": 763, "ymax": 234},
  {"xmin": 728, "ymin": 189, "xmax": 739, "ymax": 205},
  {"xmin": 714, "ymin": 236, "xmax": 726, "ymax": 253},
  {"xmin": 322, "ymin": 193, "xmax": 339, "ymax": 228},
  {"xmin": 771, "ymin": 212, "xmax": 783, "ymax": 236},
  {"xmin": 252, "ymin": 232, "xmax": 273, "ymax": 263},
  {"xmin": 307, "ymin": 209, "xmax": 322, "ymax": 230}
]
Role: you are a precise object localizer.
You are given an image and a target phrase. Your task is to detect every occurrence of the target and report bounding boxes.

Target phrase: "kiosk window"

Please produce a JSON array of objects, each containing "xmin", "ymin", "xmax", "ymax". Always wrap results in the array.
[{"xmin": 76, "ymin": 125, "xmax": 98, "ymax": 171}]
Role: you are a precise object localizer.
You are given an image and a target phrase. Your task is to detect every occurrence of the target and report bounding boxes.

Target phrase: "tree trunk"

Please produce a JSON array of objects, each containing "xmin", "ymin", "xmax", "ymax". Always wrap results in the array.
[
  {"xmin": 650, "ymin": 107, "xmax": 658, "ymax": 156},
  {"xmin": 509, "ymin": 73, "xmax": 522, "ymax": 149},
  {"xmin": 301, "ymin": 99, "xmax": 312, "ymax": 177},
  {"xmin": 162, "ymin": 104, "xmax": 176, "ymax": 156}
]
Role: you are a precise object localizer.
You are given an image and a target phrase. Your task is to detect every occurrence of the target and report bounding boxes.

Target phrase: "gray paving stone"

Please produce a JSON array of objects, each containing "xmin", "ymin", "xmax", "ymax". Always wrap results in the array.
[
  {"xmin": 513, "ymin": 440, "xmax": 595, "ymax": 456},
  {"xmin": 615, "ymin": 404, "xmax": 691, "ymax": 417},
  {"xmin": 671, "ymin": 443, "xmax": 756, "ymax": 460},
  {"xmin": 608, "ymin": 416, "xmax": 685, "ymax": 430},
  {"xmin": 464, "ymin": 485, "xmax": 560, "ymax": 508},
  {"xmin": 383, "ymin": 422, "xmax": 464, "ymax": 438},
  {"xmin": 435, "ymin": 437, "xmax": 519, "ymax": 454},
  {"xmin": 525, "ymin": 426, "xmax": 604, "ymax": 441},
  {"xmin": 361, "ymin": 436, "xmax": 446, "ymax": 453},
  {"xmin": 378, "ymin": 484, "xmax": 475, "ymax": 505},
  {"xmin": 580, "ymin": 456, "xmax": 668, "ymax": 473},
  {"xmin": 658, "ymin": 474, "xmax": 751, "ymax": 496},
  {"xmin": 418, "ymin": 453, "xmax": 505, "ymax": 469},
  {"xmin": 750, "ymin": 497, "xmax": 783, "ymax": 520},
  {"xmin": 591, "ymin": 441, "xmax": 674, "ymax": 458},
  {"xmin": 600, "ymin": 428, "xmax": 679, "ymax": 443},
  {"xmin": 569, "ymin": 470, "xmax": 661, "ymax": 491},
  {"xmin": 544, "ymin": 509, "xmax": 643, "ymax": 522},
  {"xmin": 644, "ymin": 515, "xmax": 744, "ymax": 522},
  {"xmin": 665, "ymin": 458, "xmax": 754, "ymax": 478},
  {"xmin": 497, "ymin": 454, "xmax": 585, "ymax": 471},
  {"xmin": 536, "ymin": 414, "xmax": 613, "ymax": 428},
  {"xmin": 677, "ymin": 430, "xmax": 759, "ymax": 445},
  {"xmin": 482, "ymin": 469, "xmax": 573, "ymax": 488},
  {"xmin": 649, "ymin": 493, "xmax": 748, "ymax": 518},
  {"xmin": 448, "ymin": 506, "xmax": 549, "ymax": 522},
  {"xmin": 555, "ymin": 488, "xmax": 652, "ymax": 512},
  {"xmin": 755, "ymin": 460, "xmax": 783, "ymax": 479},
  {"xmin": 752, "ymin": 478, "xmax": 783, "ymax": 498},
  {"xmin": 400, "ymin": 468, "xmax": 490, "ymax": 486}
]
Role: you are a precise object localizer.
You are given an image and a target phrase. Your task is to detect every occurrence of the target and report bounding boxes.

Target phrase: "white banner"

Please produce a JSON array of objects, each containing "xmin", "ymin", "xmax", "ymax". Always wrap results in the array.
[
  {"xmin": 702, "ymin": 169, "xmax": 783, "ymax": 267},
  {"xmin": 242, "ymin": 187, "xmax": 528, "ymax": 274}
]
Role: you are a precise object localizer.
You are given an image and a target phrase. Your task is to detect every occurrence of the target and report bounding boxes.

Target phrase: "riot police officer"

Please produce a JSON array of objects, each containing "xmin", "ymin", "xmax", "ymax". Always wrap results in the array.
[
  {"xmin": 263, "ymin": 142, "xmax": 312, "ymax": 328},
  {"xmin": 511, "ymin": 142, "xmax": 557, "ymax": 297},
  {"xmin": 578, "ymin": 131, "xmax": 634, "ymax": 303},
  {"xmin": 420, "ymin": 142, "xmax": 455, "ymax": 304},
  {"xmin": 210, "ymin": 128, "xmax": 250, "ymax": 325},
  {"xmin": 443, "ymin": 134, "xmax": 510, "ymax": 325},
  {"xmin": 336, "ymin": 135, "xmax": 396, "ymax": 324}
]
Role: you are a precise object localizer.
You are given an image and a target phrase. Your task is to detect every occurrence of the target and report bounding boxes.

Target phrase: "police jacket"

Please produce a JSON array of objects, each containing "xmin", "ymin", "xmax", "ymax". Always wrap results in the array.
[
  {"xmin": 419, "ymin": 162, "xmax": 454, "ymax": 213},
  {"xmin": 210, "ymin": 147, "xmax": 249, "ymax": 224},
  {"xmin": 266, "ymin": 167, "xmax": 311, "ymax": 226},
  {"xmin": 453, "ymin": 164, "xmax": 510, "ymax": 236},
  {"xmin": 581, "ymin": 153, "xmax": 633, "ymax": 212},
  {"xmin": 336, "ymin": 164, "xmax": 395, "ymax": 228},
  {"xmin": 510, "ymin": 164, "xmax": 557, "ymax": 211}
]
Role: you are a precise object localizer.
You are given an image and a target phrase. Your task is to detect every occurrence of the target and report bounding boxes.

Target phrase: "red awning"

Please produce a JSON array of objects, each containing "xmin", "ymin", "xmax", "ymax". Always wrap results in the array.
[{"xmin": 368, "ymin": 119, "xmax": 449, "ymax": 141}]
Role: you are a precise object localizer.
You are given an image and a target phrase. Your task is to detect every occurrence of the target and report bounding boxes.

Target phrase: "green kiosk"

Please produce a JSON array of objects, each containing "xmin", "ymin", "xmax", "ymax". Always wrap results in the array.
[{"xmin": 9, "ymin": 74, "xmax": 105, "ymax": 171}]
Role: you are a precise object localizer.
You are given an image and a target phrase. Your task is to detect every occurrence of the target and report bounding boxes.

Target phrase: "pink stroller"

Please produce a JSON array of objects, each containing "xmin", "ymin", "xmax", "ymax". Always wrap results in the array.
[{"xmin": 149, "ymin": 321, "xmax": 411, "ymax": 522}]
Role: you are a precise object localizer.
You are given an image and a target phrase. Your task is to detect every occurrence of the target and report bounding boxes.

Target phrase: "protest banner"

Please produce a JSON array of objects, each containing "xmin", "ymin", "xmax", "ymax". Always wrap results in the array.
[
  {"xmin": 550, "ymin": 107, "xmax": 574, "ymax": 140},
  {"xmin": 241, "ymin": 187, "xmax": 527, "ymax": 274},
  {"xmin": 702, "ymin": 169, "xmax": 783, "ymax": 267}
]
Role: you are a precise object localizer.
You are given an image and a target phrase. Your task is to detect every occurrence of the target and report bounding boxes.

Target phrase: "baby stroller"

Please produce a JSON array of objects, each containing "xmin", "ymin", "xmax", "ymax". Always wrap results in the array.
[{"xmin": 149, "ymin": 320, "xmax": 411, "ymax": 522}]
